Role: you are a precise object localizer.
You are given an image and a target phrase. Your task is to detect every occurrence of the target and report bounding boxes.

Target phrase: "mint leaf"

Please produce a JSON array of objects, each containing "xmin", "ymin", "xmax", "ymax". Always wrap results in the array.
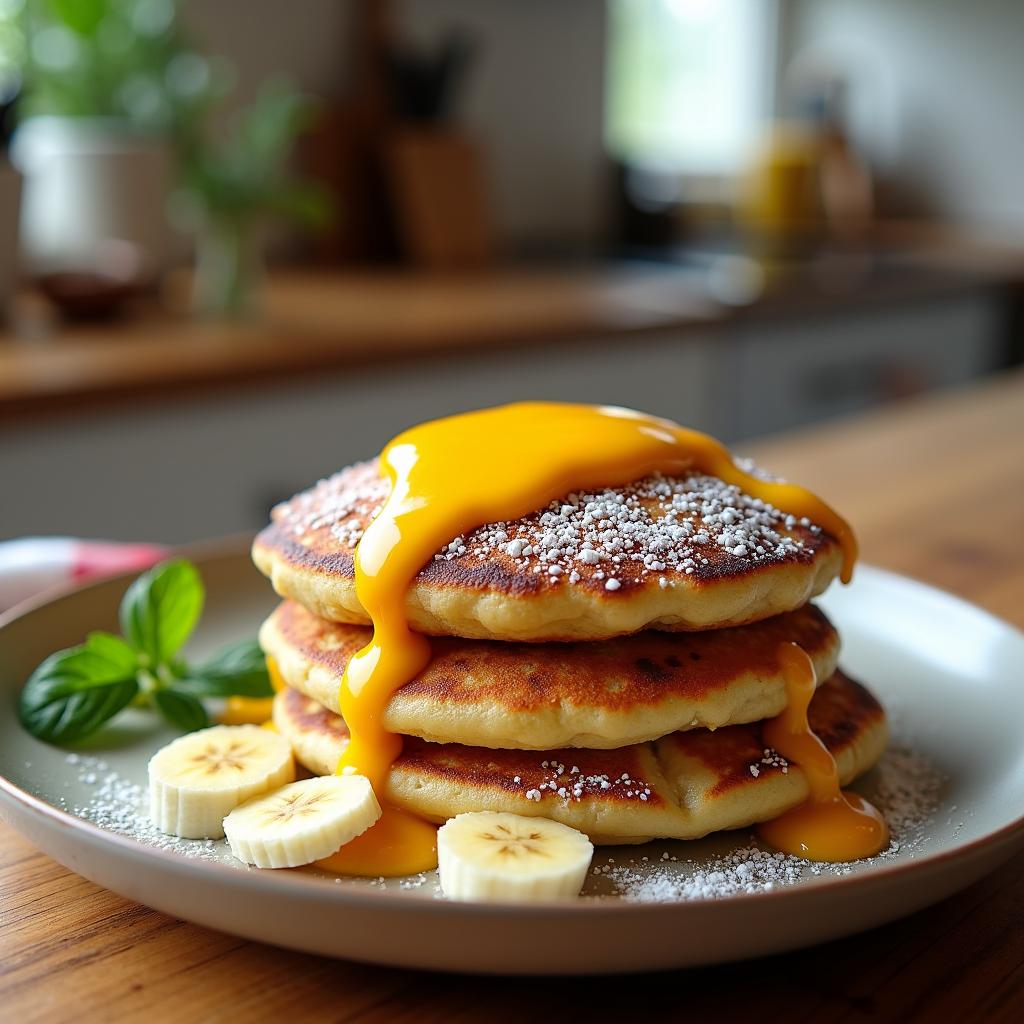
[
  {"xmin": 120, "ymin": 560, "xmax": 204, "ymax": 665},
  {"xmin": 177, "ymin": 638, "xmax": 274, "ymax": 698},
  {"xmin": 153, "ymin": 689, "xmax": 209, "ymax": 732},
  {"xmin": 19, "ymin": 562, "xmax": 261, "ymax": 745},
  {"xmin": 82, "ymin": 631, "xmax": 139, "ymax": 674},
  {"xmin": 19, "ymin": 633, "xmax": 140, "ymax": 742}
]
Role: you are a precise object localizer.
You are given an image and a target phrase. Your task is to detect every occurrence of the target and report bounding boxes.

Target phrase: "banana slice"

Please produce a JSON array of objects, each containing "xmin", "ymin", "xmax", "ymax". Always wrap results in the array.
[
  {"xmin": 437, "ymin": 811, "xmax": 594, "ymax": 902},
  {"xmin": 223, "ymin": 775, "xmax": 381, "ymax": 868},
  {"xmin": 149, "ymin": 724, "xmax": 294, "ymax": 839}
]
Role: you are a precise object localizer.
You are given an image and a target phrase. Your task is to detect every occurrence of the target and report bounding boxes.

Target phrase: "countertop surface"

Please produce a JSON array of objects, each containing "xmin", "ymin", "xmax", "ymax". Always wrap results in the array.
[
  {"xmin": 1, "ymin": 267, "xmax": 720, "ymax": 421},
  {"xmin": 3, "ymin": 232, "xmax": 1020, "ymax": 424},
  {"xmin": 1, "ymin": 369, "xmax": 1023, "ymax": 1022}
]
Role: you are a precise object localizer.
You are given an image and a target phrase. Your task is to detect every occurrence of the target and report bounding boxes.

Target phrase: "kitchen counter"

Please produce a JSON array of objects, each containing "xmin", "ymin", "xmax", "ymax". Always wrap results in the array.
[
  {"xmin": 1, "ymin": 368, "xmax": 1022, "ymax": 1022},
  {"xmin": 2, "ymin": 229, "xmax": 1019, "ymax": 426},
  {"xmin": 0, "ymin": 267, "xmax": 720, "ymax": 422}
]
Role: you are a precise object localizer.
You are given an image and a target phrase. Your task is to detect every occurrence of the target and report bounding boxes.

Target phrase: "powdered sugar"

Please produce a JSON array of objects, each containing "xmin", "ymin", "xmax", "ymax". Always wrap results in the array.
[
  {"xmin": 60, "ymin": 740, "xmax": 948, "ymax": 899},
  {"xmin": 275, "ymin": 460, "xmax": 389, "ymax": 550},
  {"xmin": 65, "ymin": 754, "xmax": 236, "ymax": 863},
  {"xmin": 271, "ymin": 461, "xmax": 823, "ymax": 587},
  {"xmin": 755, "ymin": 749, "xmax": 790, "ymax": 774},
  {"xmin": 514, "ymin": 759, "xmax": 654, "ymax": 803},
  {"xmin": 589, "ymin": 745, "xmax": 946, "ymax": 902}
]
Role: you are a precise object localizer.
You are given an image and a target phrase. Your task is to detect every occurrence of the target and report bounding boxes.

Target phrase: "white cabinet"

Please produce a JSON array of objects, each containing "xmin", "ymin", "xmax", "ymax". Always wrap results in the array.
[
  {"xmin": 721, "ymin": 291, "xmax": 1004, "ymax": 439},
  {"xmin": 0, "ymin": 331, "xmax": 717, "ymax": 544},
  {"xmin": 0, "ymin": 287, "xmax": 1007, "ymax": 544}
]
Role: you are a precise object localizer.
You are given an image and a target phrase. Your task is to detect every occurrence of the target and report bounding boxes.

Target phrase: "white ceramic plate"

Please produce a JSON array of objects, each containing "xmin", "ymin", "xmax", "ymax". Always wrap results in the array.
[{"xmin": 1, "ymin": 543, "xmax": 1023, "ymax": 974}]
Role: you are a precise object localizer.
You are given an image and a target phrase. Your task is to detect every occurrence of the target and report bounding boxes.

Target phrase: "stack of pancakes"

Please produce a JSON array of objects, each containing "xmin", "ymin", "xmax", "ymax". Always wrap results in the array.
[{"xmin": 253, "ymin": 462, "xmax": 887, "ymax": 845}]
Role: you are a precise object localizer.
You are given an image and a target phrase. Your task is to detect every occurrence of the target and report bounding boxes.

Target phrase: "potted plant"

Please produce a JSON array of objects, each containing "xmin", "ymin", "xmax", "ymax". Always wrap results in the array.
[
  {"xmin": 11, "ymin": 0, "xmax": 328, "ymax": 317},
  {"xmin": 11, "ymin": 0, "xmax": 213, "ymax": 277},
  {"xmin": 174, "ymin": 79, "xmax": 330, "ymax": 318}
]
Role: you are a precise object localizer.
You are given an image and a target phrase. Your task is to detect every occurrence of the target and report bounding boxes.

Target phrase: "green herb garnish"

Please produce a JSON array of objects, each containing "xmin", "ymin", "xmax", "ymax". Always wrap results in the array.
[{"xmin": 19, "ymin": 559, "xmax": 272, "ymax": 743}]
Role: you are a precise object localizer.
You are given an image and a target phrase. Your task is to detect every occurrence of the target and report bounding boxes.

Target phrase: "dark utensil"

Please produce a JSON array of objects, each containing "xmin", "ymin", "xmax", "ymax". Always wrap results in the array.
[{"xmin": 387, "ymin": 30, "xmax": 474, "ymax": 124}]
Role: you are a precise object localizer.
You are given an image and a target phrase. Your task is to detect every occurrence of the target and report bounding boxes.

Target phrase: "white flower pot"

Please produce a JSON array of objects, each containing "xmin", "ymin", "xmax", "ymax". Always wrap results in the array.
[{"xmin": 11, "ymin": 117, "xmax": 186, "ymax": 278}]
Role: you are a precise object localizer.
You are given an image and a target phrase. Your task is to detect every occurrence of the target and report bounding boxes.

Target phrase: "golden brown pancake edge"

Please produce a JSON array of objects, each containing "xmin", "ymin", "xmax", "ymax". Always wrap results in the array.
[
  {"xmin": 252, "ymin": 460, "xmax": 844, "ymax": 641},
  {"xmin": 260, "ymin": 599, "xmax": 841, "ymax": 749},
  {"xmin": 272, "ymin": 671, "xmax": 888, "ymax": 845}
]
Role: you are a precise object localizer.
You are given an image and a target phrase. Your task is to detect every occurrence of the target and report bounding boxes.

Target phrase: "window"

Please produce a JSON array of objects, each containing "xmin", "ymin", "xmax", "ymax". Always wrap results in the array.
[{"xmin": 605, "ymin": 0, "xmax": 774, "ymax": 176}]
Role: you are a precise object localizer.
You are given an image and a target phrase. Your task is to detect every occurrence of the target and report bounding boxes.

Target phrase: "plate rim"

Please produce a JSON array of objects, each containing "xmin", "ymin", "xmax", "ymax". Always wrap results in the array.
[{"xmin": 2, "ymin": 542, "xmax": 1024, "ymax": 917}]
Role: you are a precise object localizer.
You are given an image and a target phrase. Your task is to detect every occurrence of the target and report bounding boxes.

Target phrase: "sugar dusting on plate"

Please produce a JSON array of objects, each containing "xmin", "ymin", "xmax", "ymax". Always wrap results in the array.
[
  {"xmin": 63, "ymin": 741, "xmax": 947, "ymax": 896},
  {"xmin": 589, "ymin": 744, "xmax": 947, "ymax": 902},
  {"xmin": 64, "ymin": 753, "xmax": 234, "ymax": 864}
]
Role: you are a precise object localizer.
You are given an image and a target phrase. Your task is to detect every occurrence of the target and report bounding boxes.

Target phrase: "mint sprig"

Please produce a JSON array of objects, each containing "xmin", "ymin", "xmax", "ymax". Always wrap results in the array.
[
  {"xmin": 19, "ymin": 633, "xmax": 140, "ymax": 743},
  {"xmin": 19, "ymin": 559, "xmax": 272, "ymax": 744},
  {"xmin": 120, "ymin": 560, "xmax": 204, "ymax": 666}
]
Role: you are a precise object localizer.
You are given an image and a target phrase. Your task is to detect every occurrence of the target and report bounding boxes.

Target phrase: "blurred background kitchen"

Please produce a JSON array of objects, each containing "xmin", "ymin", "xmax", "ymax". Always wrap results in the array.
[{"xmin": 1, "ymin": 0, "xmax": 1022, "ymax": 544}]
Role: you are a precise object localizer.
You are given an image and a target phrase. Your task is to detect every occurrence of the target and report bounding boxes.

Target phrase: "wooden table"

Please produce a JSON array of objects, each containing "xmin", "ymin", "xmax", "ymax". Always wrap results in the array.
[{"xmin": 2, "ymin": 371, "xmax": 1022, "ymax": 1022}]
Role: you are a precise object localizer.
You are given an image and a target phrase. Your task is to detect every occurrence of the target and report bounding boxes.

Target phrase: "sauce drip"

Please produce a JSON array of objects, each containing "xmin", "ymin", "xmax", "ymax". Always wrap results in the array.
[
  {"xmin": 220, "ymin": 696, "xmax": 275, "ymax": 726},
  {"xmin": 218, "ymin": 657, "xmax": 287, "ymax": 726},
  {"xmin": 329, "ymin": 402, "xmax": 857, "ymax": 876},
  {"xmin": 315, "ymin": 809, "xmax": 439, "ymax": 876},
  {"xmin": 757, "ymin": 642, "xmax": 889, "ymax": 861}
]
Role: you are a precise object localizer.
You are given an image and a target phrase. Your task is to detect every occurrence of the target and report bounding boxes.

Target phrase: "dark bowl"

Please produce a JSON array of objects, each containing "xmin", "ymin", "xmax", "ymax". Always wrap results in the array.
[{"xmin": 37, "ymin": 271, "xmax": 141, "ymax": 322}]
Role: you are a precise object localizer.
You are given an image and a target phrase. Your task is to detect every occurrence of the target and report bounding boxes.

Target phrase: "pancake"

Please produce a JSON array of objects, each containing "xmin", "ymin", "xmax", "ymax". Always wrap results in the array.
[
  {"xmin": 261, "ymin": 600, "xmax": 841, "ymax": 749},
  {"xmin": 252, "ymin": 460, "xmax": 843, "ymax": 641},
  {"xmin": 273, "ymin": 671, "xmax": 887, "ymax": 845}
]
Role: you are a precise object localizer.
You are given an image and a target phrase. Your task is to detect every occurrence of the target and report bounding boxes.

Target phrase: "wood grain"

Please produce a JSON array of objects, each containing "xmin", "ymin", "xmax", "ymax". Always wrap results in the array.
[{"xmin": 2, "ymin": 370, "xmax": 1023, "ymax": 1022}]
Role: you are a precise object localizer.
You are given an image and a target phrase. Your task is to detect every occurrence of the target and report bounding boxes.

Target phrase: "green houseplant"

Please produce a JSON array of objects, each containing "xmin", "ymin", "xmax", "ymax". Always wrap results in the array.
[
  {"xmin": 14, "ymin": 0, "xmax": 327, "ymax": 313},
  {"xmin": 173, "ymin": 79, "xmax": 329, "ymax": 317},
  {"xmin": 13, "ymin": 0, "xmax": 212, "ymax": 275}
]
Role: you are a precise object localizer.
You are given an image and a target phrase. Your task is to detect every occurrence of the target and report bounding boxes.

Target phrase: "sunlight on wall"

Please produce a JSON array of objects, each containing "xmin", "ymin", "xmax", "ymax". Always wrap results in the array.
[{"xmin": 605, "ymin": 0, "xmax": 772, "ymax": 175}]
